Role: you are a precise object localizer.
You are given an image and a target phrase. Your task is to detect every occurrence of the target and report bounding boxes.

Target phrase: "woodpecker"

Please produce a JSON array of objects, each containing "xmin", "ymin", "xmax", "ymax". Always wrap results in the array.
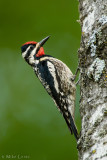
[{"xmin": 21, "ymin": 36, "xmax": 79, "ymax": 140}]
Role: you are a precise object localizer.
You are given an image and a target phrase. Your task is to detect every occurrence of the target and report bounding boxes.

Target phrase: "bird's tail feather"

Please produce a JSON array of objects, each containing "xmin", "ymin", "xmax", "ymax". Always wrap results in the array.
[
  {"xmin": 63, "ymin": 113, "xmax": 79, "ymax": 141},
  {"xmin": 69, "ymin": 115, "xmax": 79, "ymax": 141}
]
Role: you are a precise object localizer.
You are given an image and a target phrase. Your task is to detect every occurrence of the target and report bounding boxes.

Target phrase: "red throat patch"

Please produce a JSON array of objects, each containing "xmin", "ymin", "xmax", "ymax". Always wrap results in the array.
[{"xmin": 36, "ymin": 47, "xmax": 45, "ymax": 57}]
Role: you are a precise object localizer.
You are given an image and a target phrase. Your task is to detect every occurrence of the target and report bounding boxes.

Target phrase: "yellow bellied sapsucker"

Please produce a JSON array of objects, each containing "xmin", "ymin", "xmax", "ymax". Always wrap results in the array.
[{"xmin": 21, "ymin": 36, "xmax": 79, "ymax": 140}]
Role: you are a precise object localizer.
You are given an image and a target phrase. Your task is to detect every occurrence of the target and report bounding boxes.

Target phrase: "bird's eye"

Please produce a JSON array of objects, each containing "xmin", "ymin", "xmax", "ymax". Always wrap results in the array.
[{"xmin": 30, "ymin": 45, "xmax": 34, "ymax": 50}]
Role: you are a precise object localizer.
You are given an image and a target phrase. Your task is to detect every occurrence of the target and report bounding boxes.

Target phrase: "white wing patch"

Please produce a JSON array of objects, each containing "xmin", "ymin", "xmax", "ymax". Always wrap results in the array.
[{"xmin": 47, "ymin": 61, "xmax": 59, "ymax": 93}]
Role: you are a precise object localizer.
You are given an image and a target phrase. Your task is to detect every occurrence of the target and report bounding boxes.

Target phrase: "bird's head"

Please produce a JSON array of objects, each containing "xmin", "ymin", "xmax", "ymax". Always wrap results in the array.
[{"xmin": 21, "ymin": 36, "xmax": 50, "ymax": 65}]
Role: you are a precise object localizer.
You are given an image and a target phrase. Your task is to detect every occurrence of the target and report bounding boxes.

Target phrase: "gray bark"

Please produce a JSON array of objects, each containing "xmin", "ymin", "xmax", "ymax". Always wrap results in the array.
[{"xmin": 77, "ymin": 0, "xmax": 107, "ymax": 160}]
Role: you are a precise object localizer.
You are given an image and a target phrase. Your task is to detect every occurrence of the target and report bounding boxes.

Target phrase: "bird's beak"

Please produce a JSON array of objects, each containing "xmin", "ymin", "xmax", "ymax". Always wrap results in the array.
[
  {"xmin": 34, "ymin": 36, "xmax": 50, "ymax": 56},
  {"xmin": 39, "ymin": 36, "xmax": 50, "ymax": 47}
]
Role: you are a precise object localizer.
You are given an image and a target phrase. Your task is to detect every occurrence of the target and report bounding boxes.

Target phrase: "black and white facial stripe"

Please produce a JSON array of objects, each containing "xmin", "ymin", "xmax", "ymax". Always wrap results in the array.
[{"xmin": 21, "ymin": 44, "xmax": 37, "ymax": 65}]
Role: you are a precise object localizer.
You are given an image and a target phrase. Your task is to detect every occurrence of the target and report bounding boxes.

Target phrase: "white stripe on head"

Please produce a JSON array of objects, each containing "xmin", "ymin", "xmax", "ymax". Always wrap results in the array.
[
  {"xmin": 22, "ymin": 46, "xmax": 31, "ymax": 58},
  {"xmin": 28, "ymin": 45, "xmax": 38, "ymax": 64}
]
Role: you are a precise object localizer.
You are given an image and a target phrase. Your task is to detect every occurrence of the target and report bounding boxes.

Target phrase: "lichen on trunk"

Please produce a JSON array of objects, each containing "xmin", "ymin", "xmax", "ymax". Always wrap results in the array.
[{"xmin": 77, "ymin": 0, "xmax": 107, "ymax": 159}]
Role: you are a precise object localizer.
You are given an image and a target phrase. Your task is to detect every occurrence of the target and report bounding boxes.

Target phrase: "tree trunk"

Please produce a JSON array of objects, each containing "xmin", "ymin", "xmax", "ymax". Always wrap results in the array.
[{"xmin": 77, "ymin": 0, "xmax": 107, "ymax": 159}]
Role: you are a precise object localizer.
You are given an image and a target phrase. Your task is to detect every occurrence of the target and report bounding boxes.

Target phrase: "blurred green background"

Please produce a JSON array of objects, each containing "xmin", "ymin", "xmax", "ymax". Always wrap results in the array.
[{"xmin": 0, "ymin": 0, "xmax": 81, "ymax": 160}]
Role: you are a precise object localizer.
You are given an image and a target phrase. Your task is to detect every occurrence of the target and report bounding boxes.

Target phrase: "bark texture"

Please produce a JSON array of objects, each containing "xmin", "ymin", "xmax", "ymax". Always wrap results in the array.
[{"xmin": 77, "ymin": 0, "xmax": 107, "ymax": 160}]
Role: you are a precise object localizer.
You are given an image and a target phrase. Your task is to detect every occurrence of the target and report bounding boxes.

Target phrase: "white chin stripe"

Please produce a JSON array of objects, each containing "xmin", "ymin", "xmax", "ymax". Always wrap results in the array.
[{"xmin": 22, "ymin": 51, "xmax": 27, "ymax": 58}]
